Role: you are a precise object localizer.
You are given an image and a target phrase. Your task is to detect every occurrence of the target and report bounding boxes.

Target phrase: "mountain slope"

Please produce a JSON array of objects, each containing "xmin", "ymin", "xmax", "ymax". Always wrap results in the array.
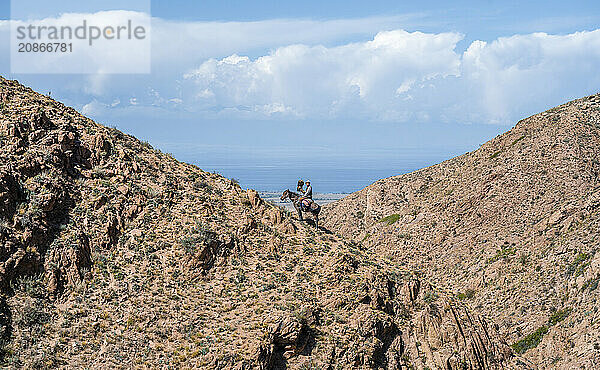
[
  {"xmin": 323, "ymin": 93, "xmax": 600, "ymax": 368},
  {"xmin": 0, "ymin": 78, "xmax": 518, "ymax": 368}
]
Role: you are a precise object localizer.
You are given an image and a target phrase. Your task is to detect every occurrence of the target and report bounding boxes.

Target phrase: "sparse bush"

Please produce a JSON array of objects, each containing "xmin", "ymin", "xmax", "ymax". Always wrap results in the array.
[
  {"xmin": 18, "ymin": 205, "xmax": 43, "ymax": 229},
  {"xmin": 457, "ymin": 289, "xmax": 475, "ymax": 300},
  {"xmin": 195, "ymin": 181, "xmax": 210, "ymax": 191},
  {"xmin": 424, "ymin": 291, "xmax": 437, "ymax": 304},
  {"xmin": 519, "ymin": 252, "xmax": 529, "ymax": 265},
  {"xmin": 566, "ymin": 252, "xmax": 590, "ymax": 276},
  {"xmin": 11, "ymin": 274, "xmax": 45, "ymax": 299},
  {"xmin": 145, "ymin": 186, "xmax": 160, "ymax": 198},
  {"xmin": 181, "ymin": 223, "xmax": 217, "ymax": 255},
  {"xmin": 13, "ymin": 299, "xmax": 50, "ymax": 331},
  {"xmin": 582, "ymin": 275, "xmax": 600, "ymax": 292},
  {"xmin": 261, "ymin": 283, "xmax": 276, "ymax": 292},
  {"xmin": 231, "ymin": 270, "xmax": 247, "ymax": 286},
  {"xmin": 0, "ymin": 219, "xmax": 9, "ymax": 234},
  {"xmin": 487, "ymin": 245, "xmax": 516, "ymax": 264}
]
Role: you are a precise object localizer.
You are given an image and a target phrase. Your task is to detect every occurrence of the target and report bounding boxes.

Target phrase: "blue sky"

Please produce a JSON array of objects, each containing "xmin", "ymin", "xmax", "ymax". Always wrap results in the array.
[{"xmin": 1, "ymin": 1, "xmax": 600, "ymax": 191}]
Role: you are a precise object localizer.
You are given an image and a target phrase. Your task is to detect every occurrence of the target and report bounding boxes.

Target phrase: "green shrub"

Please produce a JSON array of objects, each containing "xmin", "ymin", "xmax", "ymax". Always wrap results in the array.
[
  {"xmin": 512, "ymin": 307, "xmax": 571, "ymax": 354},
  {"xmin": 489, "ymin": 150, "xmax": 502, "ymax": 159},
  {"xmin": 519, "ymin": 252, "xmax": 529, "ymax": 265},
  {"xmin": 379, "ymin": 214, "xmax": 400, "ymax": 225},
  {"xmin": 512, "ymin": 326, "xmax": 548, "ymax": 354},
  {"xmin": 511, "ymin": 135, "xmax": 526, "ymax": 146},
  {"xmin": 548, "ymin": 308, "xmax": 571, "ymax": 326},
  {"xmin": 231, "ymin": 270, "xmax": 247, "ymax": 286}
]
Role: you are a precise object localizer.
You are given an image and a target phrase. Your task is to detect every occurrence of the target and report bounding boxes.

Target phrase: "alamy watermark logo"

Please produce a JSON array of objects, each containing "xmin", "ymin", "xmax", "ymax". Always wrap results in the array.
[{"xmin": 10, "ymin": 0, "xmax": 151, "ymax": 74}]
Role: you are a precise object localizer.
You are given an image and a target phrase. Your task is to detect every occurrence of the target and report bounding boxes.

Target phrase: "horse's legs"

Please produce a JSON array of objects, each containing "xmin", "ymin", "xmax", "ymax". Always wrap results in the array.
[{"xmin": 294, "ymin": 204, "xmax": 303, "ymax": 221}]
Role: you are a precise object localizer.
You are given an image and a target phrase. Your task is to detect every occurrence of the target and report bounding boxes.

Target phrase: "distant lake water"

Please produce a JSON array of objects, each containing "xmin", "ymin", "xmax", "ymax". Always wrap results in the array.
[
  {"xmin": 191, "ymin": 148, "xmax": 466, "ymax": 193},
  {"xmin": 112, "ymin": 116, "xmax": 503, "ymax": 194},
  {"xmin": 209, "ymin": 165, "xmax": 408, "ymax": 193}
]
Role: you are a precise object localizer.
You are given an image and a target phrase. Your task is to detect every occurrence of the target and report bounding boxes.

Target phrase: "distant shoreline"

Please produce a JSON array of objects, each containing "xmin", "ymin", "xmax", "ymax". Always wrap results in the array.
[{"xmin": 259, "ymin": 191, "xmax": 348, "ymax": 210}]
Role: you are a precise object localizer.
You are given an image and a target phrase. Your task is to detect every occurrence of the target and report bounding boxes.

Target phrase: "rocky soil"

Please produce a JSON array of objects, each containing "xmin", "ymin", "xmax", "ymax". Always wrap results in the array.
[
  {"xmin": 323, "ymin": 92, "xmax": 600, "ymax": 368},
  {"xmin": 0, "ymin": 76, "xmax": 521, "ymax": 368}
]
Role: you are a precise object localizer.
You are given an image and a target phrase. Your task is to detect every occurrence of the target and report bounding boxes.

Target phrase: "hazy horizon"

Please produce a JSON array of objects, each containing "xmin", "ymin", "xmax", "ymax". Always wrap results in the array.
[{"xmin": 129, "ymin": 117, "xmax": 504, "ymax": 192}]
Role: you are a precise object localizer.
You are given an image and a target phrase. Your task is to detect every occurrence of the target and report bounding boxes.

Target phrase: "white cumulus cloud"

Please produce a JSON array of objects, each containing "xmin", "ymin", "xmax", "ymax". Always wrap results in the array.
[
  {"xmin": 182, "ymin": 28, "xmax": 600, "ymax": 123},
  {"xmin": 2, "ymin": 15, "xmax": 600, "ymax": 125},
  {"xmin": 461, "ymin": 30, "xmax": 600, "ymax": 123},
  {"xmin": 183, "ymin": 30, "xmax": 463, "ymax": 120}
]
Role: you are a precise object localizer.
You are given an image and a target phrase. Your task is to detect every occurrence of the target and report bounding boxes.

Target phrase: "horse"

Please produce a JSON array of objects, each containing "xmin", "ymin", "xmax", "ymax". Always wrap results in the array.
[{"xmin": 280, "ymin": 189, "xmax": 321, "ymax": 229}]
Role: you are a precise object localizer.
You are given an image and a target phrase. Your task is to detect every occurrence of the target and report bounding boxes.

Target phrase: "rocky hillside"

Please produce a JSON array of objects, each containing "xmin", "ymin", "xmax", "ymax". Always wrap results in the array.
[
  {"xmin": 0, "ymin": 77, "xmax": 521, "ymax": 368},
  {"xmin": 323, "ymin": 93, "xmax": 600, "ymax": 368}
]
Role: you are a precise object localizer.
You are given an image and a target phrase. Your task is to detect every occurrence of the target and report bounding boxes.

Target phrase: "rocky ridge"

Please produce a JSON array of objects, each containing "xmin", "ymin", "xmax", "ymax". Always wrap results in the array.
[{"xmin": 323, "ymin": 92, "xmax": 600, "ymax": 368}]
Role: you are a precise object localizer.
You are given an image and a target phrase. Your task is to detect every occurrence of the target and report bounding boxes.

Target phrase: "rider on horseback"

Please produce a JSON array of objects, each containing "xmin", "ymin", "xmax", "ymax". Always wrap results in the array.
[
  {"xmin": 297, "ymin": 179, "xmax": 305, "ymax": 193},
  {"xmin": 303, "ymin": 181, "xmax": 313, "ymax": 199},
  {"xmin": 298, "ymin": 180, "xmax": 313, "ymax": 211},
  {"xmin": 280, "ymin": 185, "xmax": 321, "ymax": 229}
]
